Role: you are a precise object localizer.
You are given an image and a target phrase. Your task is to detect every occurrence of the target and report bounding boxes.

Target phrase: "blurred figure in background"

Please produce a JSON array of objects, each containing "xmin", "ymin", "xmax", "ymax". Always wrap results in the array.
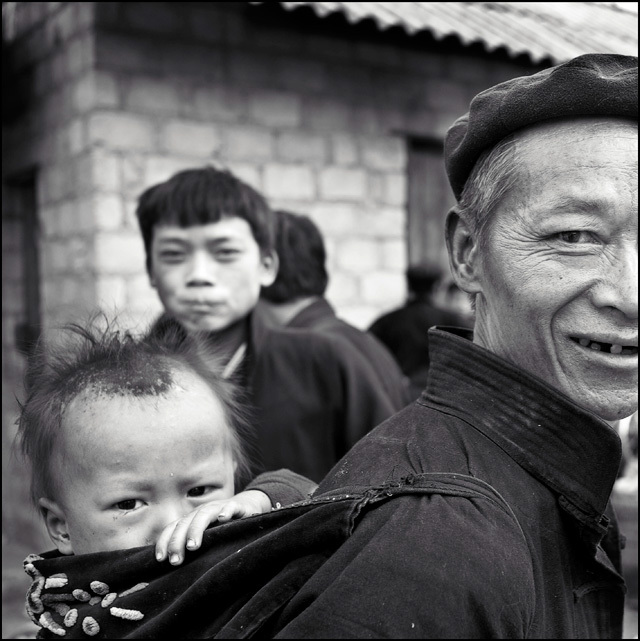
[
  {"xmin": 369, "ymin": 263, "xmax": 472, "ymax": 399},
  {"xmin": 435, "ymin": 279, "xmax": 475, "ymax": 329},
  {"xmin": 259, "ymin": 209, "xmax": 410, "ymax": 408}
]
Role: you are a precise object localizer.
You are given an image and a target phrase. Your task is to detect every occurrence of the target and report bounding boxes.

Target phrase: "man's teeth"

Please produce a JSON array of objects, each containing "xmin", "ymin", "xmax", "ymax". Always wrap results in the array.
[{"xmin": 576, "ymin": 338, "xmax": 631, "ymax": 355}]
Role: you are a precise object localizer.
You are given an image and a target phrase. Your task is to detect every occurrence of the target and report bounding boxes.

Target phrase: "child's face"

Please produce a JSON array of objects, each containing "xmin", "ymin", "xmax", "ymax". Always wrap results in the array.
[
  {"xmin": 42, "ymin": 370, "xmax": 236, "ymax": 555},
  {"xmin": 149, "ymin": 218, "xmax": 277, "ymax": 333}
]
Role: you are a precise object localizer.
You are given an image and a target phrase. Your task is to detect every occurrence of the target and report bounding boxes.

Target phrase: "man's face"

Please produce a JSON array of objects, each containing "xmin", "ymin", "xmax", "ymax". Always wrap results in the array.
[
  {"xmin": 149, "ymin": 218, "xmax": 277, "ymax": 333},
  {"xmin": 48, "ymin": 370, "xmax": 236, "ymax": 555},
  {"xmin": 473, "ymin": 118, "xmax": 638, "ymax": 421}
]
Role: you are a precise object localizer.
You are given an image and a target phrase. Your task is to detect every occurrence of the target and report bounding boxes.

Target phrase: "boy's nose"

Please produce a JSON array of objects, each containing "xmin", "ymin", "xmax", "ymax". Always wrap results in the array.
[{"xmin": 186, "ymin": 251, "xmax": 216, "ymax": 287}]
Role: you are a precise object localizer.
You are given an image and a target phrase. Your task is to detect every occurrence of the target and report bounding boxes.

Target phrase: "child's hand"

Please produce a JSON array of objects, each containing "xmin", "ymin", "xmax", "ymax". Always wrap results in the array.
[{"xmin": 155, "ymin": 490, "xmax": 272, "ymax": 565}]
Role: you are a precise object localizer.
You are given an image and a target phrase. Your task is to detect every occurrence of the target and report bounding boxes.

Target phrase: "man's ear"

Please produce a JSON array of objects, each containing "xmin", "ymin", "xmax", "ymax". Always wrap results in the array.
[
  {"xmin": 39, "ymin": 498, "xmax": 74, "ymax": 555},
  {"xmin": 445, "ymin": 207, "xmax": 483, "ymax": 297},
  {"xmin": 259, "ymin": 250, "xmax": 279, "ymax": 288}
]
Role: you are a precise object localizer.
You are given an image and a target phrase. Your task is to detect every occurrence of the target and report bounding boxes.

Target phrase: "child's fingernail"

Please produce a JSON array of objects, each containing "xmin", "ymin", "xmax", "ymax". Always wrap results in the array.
[
  {"xmin": 186, "ymin": 539, "xmax": 196, "ymax": 549},
  {"xmin": 156, "ymin": 552, "xmax": 163, "ymax": 561},
  {"xmin": 170, "ymin": 554, "xmax": 180, "ymax": 565}
]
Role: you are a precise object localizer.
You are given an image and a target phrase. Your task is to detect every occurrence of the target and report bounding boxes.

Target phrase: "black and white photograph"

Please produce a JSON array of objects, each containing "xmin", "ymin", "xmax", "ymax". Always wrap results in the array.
[{"xmin": 2, "ymin": 2, "xmax": 637, "ymax": 638}]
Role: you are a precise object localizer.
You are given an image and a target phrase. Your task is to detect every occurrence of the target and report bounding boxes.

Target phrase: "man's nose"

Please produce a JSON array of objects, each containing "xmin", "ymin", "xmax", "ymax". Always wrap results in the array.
[
  {"xmin": 591, "ymin": 244, "xmax": 638, "ymax": 320},
  {"xmin": 186, "ymin": 251, "xmax": 216, "ymax": 287}
]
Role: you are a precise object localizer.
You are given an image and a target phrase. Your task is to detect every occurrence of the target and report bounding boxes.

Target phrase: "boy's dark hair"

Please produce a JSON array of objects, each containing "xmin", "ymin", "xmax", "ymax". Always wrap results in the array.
[
  {"xmin": 136, "ymin": 166, "xmax": 275, "ymax": 274},
  {"xmin": 261, "ymin": 210, "xmax": 328, "ymax": 304},
  {"xmin": 17, "ymin": 315, "xmax": 252, "ymax": 516}
]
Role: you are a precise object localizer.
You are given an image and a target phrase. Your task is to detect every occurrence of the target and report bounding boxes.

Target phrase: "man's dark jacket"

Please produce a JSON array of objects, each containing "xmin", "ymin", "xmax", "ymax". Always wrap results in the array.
[
  {"xmin": 149, "ymin": 312, "xmax": 400, "ymax": 483},
  {"xmin": 285, "ymin": 297, "xmax": 410, "ymax": 408},
  {"xmin": 269, "ymin": 327, "xmax": 626, "ymax": 638}
]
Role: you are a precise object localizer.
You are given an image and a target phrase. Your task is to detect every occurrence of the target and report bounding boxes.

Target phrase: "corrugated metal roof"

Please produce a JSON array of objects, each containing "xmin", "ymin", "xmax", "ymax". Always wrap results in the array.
[{"xmin": 251, "ymin": 2, "xmax": 638, "ymax": 64}]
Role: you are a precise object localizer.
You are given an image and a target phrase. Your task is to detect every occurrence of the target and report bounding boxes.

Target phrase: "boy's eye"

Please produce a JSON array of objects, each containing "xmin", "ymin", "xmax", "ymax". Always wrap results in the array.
[
  {"xmin": 114, "ymin": 499, "xmax": 143, "ymax": 511},
  {"xmin": 159, "ymin": 250, "xmax": 185, "ymax": 261},
  {"xmin": 215, "ymin": 248, "xmax": 241, "ymax": 260}
]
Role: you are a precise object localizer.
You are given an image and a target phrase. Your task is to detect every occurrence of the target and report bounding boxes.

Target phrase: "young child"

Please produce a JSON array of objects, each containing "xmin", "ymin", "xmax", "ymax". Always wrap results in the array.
[{"xmin": 17, "ymin": 319, "xmax": 306, "ymax": 567}]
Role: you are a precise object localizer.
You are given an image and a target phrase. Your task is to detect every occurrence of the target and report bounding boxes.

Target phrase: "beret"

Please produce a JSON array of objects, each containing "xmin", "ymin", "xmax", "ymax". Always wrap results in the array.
[{"xmin": 444, "ymin": 53, "xmax": 638, "ymax": 200}]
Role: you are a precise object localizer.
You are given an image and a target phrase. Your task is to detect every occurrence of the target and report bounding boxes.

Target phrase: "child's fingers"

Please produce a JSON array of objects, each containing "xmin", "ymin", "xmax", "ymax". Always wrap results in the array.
[
  {"xmin": 164, "ymin": 513, "xmax": 199, "ymax": 565},
  {"xmin": 155, "ymin": 519, "xmax": 180, "ymax": 563},
  {"xmin": 183, "ymin": 504, "xmax": 227, "ymax": 549}
]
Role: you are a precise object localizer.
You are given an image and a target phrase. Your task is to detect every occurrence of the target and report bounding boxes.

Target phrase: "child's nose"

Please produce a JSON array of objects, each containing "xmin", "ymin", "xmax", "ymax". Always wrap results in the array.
[{"xmin": 149, "ymin": 502, "xmax": 189, "ymax": 540}]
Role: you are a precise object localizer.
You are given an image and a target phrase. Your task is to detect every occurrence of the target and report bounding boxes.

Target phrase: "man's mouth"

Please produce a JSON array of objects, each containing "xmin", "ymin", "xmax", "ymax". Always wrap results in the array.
[{"xmin": 571, "ymin": 337, "xmax": 638, "ymax": 356}]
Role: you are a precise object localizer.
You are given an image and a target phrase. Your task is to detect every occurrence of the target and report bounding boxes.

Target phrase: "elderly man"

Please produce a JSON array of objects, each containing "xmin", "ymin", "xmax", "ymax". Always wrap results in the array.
[{"xmin": 267, "ymin": 53, "xmax": 637, "ymax": 638}]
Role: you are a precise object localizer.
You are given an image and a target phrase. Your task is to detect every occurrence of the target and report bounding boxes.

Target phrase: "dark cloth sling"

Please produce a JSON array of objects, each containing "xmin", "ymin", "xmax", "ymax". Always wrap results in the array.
[{"xmin": 25, "ymin": 473, "xmax": 519, "ymax": 639}]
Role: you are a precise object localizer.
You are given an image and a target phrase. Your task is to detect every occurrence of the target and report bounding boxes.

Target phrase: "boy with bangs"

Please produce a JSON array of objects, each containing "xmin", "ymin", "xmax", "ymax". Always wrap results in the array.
[{"xmin": 136, "ymin": 166, "xmax": 401, "ymax": 483}]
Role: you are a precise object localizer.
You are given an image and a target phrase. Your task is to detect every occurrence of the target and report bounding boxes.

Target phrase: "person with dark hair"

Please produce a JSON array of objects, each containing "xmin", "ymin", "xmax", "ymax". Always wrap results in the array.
[
  {"xmin": 137, "ymin": 166, "xmax": 399, "ymax": 483},
  {"xmin": 368, "ymin": 262, "xmax": 470, "ymax": 399},
  {"xmin": 17, "ymin": 319, "xmax": 313, "ymax": 567},
  {"xmin": 259, "ymin": 209, "xmax": 410, "ymax": 408}
]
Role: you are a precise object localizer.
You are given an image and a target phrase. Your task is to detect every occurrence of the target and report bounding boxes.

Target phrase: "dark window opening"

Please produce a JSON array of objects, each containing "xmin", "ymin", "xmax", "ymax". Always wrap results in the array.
[{"xmin": 406, "ymin": 138, "xmax": 456, "ymax": 271}]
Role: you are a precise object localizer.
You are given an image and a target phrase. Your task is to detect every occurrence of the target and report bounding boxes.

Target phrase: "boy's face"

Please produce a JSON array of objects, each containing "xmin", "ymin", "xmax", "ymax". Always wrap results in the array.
[
  {"xmin": 42, "ymin": 370, "xmax": 236, "ymax": 555},
  {"xmin": 149, "ymin": 218, "xmax": 277, "ymax": 333}
]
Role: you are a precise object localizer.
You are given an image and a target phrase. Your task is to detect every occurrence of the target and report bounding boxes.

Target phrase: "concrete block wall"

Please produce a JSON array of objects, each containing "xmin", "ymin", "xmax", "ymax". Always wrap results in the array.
[
  {"xmin": 83, "ymin": 1, "xmax": 537, "ymax": 330},
  {"xmin": 3, "ymin": 2, "xmax": 101, "ymax": 335},
  {"xmin": 3, "ymin": 2, "xmax": 539, "ymax": 337}
]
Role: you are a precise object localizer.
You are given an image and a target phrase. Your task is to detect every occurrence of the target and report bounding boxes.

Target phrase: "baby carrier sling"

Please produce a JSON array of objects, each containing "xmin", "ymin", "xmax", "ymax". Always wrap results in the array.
[{"xmin": 25, "ymin": 473, "xmax": 523, "ymax": 639}]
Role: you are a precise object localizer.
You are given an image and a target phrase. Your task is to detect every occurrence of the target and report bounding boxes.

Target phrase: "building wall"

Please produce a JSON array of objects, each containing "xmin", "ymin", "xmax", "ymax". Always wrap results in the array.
[{"xmin": 86, "ymin": 1, "xmax": 540, "ymax": 330}]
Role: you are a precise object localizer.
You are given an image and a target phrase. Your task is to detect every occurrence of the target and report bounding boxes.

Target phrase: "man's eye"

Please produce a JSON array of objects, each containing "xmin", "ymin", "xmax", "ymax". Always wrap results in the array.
[
  {"xmin": 557, "ymin": 231, "xmax": 595, "ymax": 244},
  {"xmin": 114, "ymin": 499, "xmax": 142, "ymax": 511}
]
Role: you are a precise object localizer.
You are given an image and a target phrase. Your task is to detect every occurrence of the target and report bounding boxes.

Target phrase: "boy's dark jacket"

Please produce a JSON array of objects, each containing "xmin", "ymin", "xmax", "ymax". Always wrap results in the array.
[
  {"xmin": 148, "ymin": 311, "xmax": 401, "ymax": 483},
  {"xmin": 27, "ymin": 328, "xmax": 627, "ymax": 638}
]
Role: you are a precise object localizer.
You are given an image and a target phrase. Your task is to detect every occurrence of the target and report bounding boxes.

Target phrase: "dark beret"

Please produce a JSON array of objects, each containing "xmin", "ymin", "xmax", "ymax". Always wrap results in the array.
[{"xmin": 444, "ymin": 53, "xmax": 638, "ymax": 201}]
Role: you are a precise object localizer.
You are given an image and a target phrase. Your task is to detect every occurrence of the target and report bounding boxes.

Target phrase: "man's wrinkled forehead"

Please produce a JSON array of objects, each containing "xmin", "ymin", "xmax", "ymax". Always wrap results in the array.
[{"xmin": 502, "ymin": 118, "xmax": 637, "ymax": 215}]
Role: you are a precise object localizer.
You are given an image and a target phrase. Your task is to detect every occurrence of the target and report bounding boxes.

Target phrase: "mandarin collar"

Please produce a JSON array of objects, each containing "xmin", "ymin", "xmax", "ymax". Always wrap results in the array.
[
  {"xmin": 288, "ymin": 298, "xmax": 334, "ymax": 328},
  {"xmin": 423, "ymin": 327, "xmax": 622, "ymax": 536}
]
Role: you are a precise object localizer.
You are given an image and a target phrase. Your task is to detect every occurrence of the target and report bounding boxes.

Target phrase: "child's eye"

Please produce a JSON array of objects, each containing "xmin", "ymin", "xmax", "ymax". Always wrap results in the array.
[
  {"xmin": 114, "ymin": 499, "xmax": 143, "ymax": 511},
  {"xmin": 159, "ymin": 250, "xmax": 185, "ymax": 262},
  {"xmin": 187, "ymin": 486, "xmax": 213, "ymax": 497},
  {"xmin": 215, "ymin": 248, "xmax": 241, "ymax": 261}
]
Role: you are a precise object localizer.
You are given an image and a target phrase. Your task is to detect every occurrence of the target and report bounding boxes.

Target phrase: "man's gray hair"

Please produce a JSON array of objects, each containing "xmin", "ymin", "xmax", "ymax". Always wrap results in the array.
[
  {"xmin": 455, "ymin": 134, "xmax": 520, "ymax": 310},
  {"xmin": 457, "ymin": 133, "xmax": 520, "ymax": 251}
]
